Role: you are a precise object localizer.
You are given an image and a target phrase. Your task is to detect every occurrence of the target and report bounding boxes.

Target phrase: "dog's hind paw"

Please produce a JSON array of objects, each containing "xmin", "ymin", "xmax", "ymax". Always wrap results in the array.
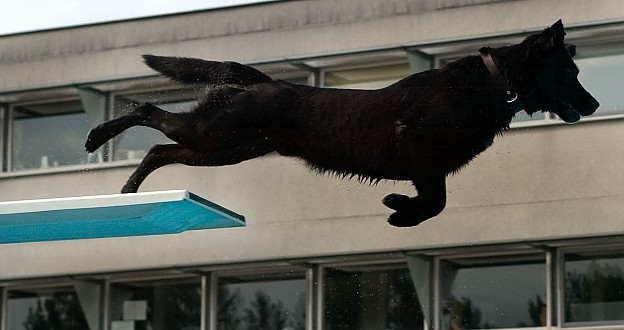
[
  {"xmin": 382, "ymin": 193, "xmax": 411, "ymax": 211},
  {"xmin": 388, "ymin": 211, "xmax": 428, "ymax": 227}
]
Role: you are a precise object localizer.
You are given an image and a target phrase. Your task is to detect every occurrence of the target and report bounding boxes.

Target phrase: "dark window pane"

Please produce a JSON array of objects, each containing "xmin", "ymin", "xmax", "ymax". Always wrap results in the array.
[
  {"xmin": 324, "ymin": 267, "xmax": 423, "ymax": 330},
  {"xmin": 440, "ymin": 258, "xmax": 546, "ymax": 329},
  {"xmin": 7, "ymin": 288, "xmax": 89, "ymax": 330},
  {"xmin": 217, "ymin": 278, "xmax": 306, "ymax": 330},
  {"xmin": 565, "ymin": 253, "xmax": 624, "ymax": 323},
  {"xmin": 109, "ymin": 279, "xmax": 201, "ymax": 330}
]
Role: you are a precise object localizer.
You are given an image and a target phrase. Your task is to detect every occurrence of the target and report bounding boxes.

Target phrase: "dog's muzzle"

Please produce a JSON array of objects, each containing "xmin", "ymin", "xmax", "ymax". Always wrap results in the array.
[{"xmin": 557, "ymin": 93, "xmax": 600, "ymax": 123}]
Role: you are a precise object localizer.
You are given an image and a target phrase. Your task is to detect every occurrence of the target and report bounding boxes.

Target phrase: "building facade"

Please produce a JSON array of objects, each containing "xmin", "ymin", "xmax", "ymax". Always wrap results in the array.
[{"xmin": 1, "ymin": 0, "xmax": 624, "ymax": 329}]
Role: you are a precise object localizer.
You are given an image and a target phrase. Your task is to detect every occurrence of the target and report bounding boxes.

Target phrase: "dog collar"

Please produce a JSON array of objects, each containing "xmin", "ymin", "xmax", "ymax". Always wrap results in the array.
[{"xmin": 479, "ymin": 47, "xmax": 523, "ymax": 114}]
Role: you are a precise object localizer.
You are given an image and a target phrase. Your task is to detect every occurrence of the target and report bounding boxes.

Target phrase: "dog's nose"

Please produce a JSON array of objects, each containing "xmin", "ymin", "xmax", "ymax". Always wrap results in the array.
[
  {"xmin": 590, "ymin": 97, "xmax": 600, "ymax": 111},
  {"xmin": 577, "ymin": 95, "xmax": 600, "ymax": 116},
  {"xmin": 584, "ymin": 97, "xmax": 600, "ymax": 115}
]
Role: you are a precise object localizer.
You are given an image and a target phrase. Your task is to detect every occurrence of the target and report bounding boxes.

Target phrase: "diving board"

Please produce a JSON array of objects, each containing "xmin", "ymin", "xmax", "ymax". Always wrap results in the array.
[{"xmin": 0, "ymin": 190, "xmax": 245, "ymax": 244}]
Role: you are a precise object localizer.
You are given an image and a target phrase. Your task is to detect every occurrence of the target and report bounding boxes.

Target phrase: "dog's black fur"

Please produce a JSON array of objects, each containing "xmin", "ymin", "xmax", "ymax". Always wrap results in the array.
[{"xmin": 85, "ymin": 20, "xmax": 599, "ymax": 227}]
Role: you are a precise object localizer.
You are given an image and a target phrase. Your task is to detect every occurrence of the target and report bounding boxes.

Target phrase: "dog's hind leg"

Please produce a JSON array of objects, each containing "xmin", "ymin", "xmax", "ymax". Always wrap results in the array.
[
  {"xmin": 383, "ymin": 174, "xmax": 447, "ymax": 227},
  {"xmin": 85, "ymin": 102, "xmax": 203, "ymax": 153},
  {"xmin": 121, "ymin": 143, "xmax": 272, "ymax": 193},
  {"xmin": 85, "ymin": 85, "xmax": 254, "ymax": 153}
]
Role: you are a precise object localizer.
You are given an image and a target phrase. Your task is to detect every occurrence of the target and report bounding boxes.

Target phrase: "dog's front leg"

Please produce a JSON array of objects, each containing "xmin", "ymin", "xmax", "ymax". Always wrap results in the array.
[{"xmin": 383, "ymin": 174, "xmax": 447, "ymax": 227}]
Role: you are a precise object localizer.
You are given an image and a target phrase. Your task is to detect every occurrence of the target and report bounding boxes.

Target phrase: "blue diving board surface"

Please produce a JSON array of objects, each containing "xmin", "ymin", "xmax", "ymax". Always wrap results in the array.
[{"xmin": 0, "ymin": 190, "xmax": 245, "ymax": 244}]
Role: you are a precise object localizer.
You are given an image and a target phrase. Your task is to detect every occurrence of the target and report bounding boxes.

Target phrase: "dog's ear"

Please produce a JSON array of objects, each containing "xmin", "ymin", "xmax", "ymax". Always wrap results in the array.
[
  {"xmin": 550, "ymin": 19, "xmax": 566, "ymax": 45},
  {"xmin": 527, "ymin": 19, "xmax": 567, "ymax": 57},
  {"xmin": 540, "ymin": 20, "xmax": 566, "ymax": 48},
  {"xmin": 565, "ymin": 43, "xmax": 577, "ymax": 58}
]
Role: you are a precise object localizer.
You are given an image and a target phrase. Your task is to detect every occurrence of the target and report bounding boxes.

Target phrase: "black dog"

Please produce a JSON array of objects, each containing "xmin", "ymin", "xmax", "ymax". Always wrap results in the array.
[{"xmin": 85, "ymin": 20, "xmax": 599, "ymax": 227}]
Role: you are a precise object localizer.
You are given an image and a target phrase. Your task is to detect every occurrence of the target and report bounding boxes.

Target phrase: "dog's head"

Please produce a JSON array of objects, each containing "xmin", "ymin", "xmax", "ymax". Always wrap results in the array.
[{"xmin": 513, "ymin": 20, "xmax": 599, "ymax": 123}]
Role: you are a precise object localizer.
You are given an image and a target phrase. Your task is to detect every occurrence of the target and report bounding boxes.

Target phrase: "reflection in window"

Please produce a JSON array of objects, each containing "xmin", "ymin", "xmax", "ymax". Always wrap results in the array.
[
  {"xmin": 109, "ymin": 278, "xmax": 201, "ymax": 330},
  {"xmin": 324, "ymin": 63, "xmax": 411, "ymax": 89},
  {"xmin": 218, "ymin": 277, "xmax": 306, "ymax": 330},
  {"xmin": 439, "ymin": 256, "xmax": 546, "ymax": 329},
  {"xmin": 7, "ymin": 287, "xmax": 89, "ymax": 330},
  {"xmin": 324, "ymin": 266, "xmax": 423, "ymax": 330},
  {"xmin": 564, "ymin": 252, "xmax": 624, "ymax": 323},
  {"xmin": 576, "ymin": 53, "xmax": 624, "ymax": 117},
  {"xmin": 112, "ymin": 90, "xmax": 195, "ymax": 161},
  {"xmin": 11, "ymin": 100, "xmax": 102, "ymax": 171},
  {"xmin": 511, "ymin": 110, "xmax": 547, "ymax": 125}
]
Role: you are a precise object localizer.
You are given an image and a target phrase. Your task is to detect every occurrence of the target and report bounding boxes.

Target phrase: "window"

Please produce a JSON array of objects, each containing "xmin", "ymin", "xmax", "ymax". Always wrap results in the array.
[
  {"xmin": 111, "ymin": 89, "xmax": 196, "ymax": 161},
  {"xmin": 323, "ymin": 265, "xmax": 423, "ymax": 330},
  {"xmin": 576, "ymin": 52, "xmax": 624, "ymax": 118},
  {"xmin": 439, "ymin": 255, "xmax": 547, "ymax": 329},
  {"xmin": 6, "ymin": 286, "xmax": 89, "ymax": 330},
  {"xmin": 109, "ymin": 277, "xmax": 201, "ymax": 330},
  {"xmin": 10, "ymin": 99, "xmax": 103, "ymax": 171},
  {"xmin": 564, "ymin": 250, "xmax": 624, "ymax": 324},
  {"xmin": 217, "ymin": 275, "xmax": 307, "ymax": 330},
  {"xmin": 324, "ymin": 63, "xmax": 412, "ymax": 89},
  {"xmin": 510, "ymin": 111, "xmax": 548, "ymax": 126}
]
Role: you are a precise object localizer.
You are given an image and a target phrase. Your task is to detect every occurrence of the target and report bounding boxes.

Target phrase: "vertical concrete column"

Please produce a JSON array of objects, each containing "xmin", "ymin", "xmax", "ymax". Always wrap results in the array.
[
  {"xmin": 74, "ymin": 280, "xmax": 104, "ymax": 330},
  {"xmin": 407, "ymin": 255, "xmax": 433, "ymax": 330}
]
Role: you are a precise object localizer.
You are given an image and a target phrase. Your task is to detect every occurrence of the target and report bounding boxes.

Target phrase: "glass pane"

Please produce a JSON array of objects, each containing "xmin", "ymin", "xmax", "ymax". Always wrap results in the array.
[
  {"xmin": 564, "ymin": 253, "xmax": 624, "ymax": 323},
  {"xmin": 324, "ymin": 267, "xmax": 423, "ymax": 330},
  {"xmin": 576, "ymin": 53, "xmax": 624, "ymax": 117},
  {"xmin": 11, "ymin": 100, "xmax": 101, "ymax": 171},
  {"xmin": 112, "ymin": 93, "xmax": 194, "ymax": 161},
  {"xmin": 511, "ymin": 110, "xmax": 546, "ymax": 124},
  {"xmin": 324, "ymin": 64, "xmax": 411, "ymax": 89},
  {"xmin": 218, "ymin": 278, "xmax": 306, "ymax": 330},
  {"xmin": 109, "ymin": 279, "xmax": 201, "ymax": 330},
  {"xmin": 440, "ymin": 258, "xmax": 546, "ymax": 329},
  {"xmin": 7, "ymin": 288, "xmax": 89, "ymax": 330}
]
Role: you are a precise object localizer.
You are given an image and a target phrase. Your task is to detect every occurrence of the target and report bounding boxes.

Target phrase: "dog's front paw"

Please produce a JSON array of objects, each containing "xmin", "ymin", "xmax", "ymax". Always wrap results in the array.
[
  {"xmin": 382, "ymin": 193, "xmax": 411, "ymax": 211},
  {"xmin": 388, "ymin": 211, "xmax": 428, "ymax": 227}
]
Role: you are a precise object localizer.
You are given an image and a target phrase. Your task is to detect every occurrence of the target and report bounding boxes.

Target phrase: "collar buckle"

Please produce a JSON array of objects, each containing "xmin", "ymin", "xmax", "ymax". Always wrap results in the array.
[{"xmin": 480, "ymin": 47, "xmax": 523, "ymax": 114}]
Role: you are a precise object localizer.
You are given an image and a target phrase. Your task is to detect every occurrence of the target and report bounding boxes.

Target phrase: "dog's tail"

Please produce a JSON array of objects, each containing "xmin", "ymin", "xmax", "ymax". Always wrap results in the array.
[{"xmin": 142, "ymin": 54, "xmax": 272, "ymax": 85}]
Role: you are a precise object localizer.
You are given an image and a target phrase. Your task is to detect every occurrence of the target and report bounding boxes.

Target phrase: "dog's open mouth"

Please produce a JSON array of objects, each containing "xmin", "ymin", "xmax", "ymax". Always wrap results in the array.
[{"xmin": 554, "ymin": 95, "xmax": 600, "ymax": 123}]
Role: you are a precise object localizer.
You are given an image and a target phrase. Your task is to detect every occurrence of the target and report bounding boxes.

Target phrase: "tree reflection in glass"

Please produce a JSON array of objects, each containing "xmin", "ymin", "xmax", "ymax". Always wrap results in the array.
[
  {"xmin": 565, "ymin": 253, "xmax": 624, "ymax": 323},
  {"xmin": 8, "ymin": 289, "xmax": 89, "ymax": 330},
  {"xmin": 217, "ymin": 278, "xmax": 306, "ymax": 330},
  {"xmin": 323, "ymin": 267, "xmax": 423, "ymax": 330},
  {"xmin": 440, "ymin": 256, "xmax": 546, "ymax": 329}
]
